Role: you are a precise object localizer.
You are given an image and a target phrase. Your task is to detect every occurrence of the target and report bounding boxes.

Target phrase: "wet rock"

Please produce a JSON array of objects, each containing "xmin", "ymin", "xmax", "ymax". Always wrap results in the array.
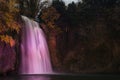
[{"xmin": 0, "ymin": 41, "xmax": 16, "ymax": 74}]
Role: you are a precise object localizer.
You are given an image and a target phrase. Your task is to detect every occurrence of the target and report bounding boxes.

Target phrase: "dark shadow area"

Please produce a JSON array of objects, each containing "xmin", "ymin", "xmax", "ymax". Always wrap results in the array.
[{"xmin": 1, "ymin": 74, "xmax": 120, "ymax": 80}]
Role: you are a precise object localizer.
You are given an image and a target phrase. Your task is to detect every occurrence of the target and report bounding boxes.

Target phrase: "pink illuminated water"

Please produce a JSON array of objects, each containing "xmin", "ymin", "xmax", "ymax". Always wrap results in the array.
[{"xmin": 20, "ymin": 16, "xmax": 52, "ymax": 74}]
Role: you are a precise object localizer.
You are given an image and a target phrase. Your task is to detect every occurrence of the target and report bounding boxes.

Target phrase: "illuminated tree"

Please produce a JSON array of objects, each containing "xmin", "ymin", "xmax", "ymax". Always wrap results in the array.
[
  {"xmin": 0, "ymin": 0, "xmax": 20, "ymax": 45},
  {"xmin": 41, "ymin": 6, "xmax": 61, "ymax": 34}
]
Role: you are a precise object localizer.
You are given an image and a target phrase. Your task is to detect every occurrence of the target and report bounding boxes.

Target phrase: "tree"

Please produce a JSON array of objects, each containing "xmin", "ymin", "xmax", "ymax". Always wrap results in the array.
[
  {"xmin": 0, "ymin": 0, "xmax": 20, "ymax": 45},
  {"xmin": 66, "ymin": 2, "xmax": 79, "ymax": 26},
  {"xmin": 41, "ymin": 6, "xmax": 61, "ymax": 35},
  {"xmin": 19, "ymin": 0, "xmax": 50, "ymax": 18},
  {"xmin": 52, "ymin": 0, "xmax": 66, "ymax": 16}
]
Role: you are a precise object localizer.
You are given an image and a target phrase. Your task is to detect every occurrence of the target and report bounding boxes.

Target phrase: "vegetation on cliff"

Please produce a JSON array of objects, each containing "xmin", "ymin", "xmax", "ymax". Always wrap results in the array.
[
  {"xmin": 0, "ymin": 0, "xmax": 20, "ymax": 46},
  {"xmin": 47, "ymin": 0, "xmax": 120, "ymax": 73}
]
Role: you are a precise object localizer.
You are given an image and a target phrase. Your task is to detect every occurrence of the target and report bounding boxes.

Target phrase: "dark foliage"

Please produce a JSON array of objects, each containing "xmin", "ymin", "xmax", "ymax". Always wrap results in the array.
[{"xmin": 50, "ymin": 0, "xmax": 120, "ymax": 73}]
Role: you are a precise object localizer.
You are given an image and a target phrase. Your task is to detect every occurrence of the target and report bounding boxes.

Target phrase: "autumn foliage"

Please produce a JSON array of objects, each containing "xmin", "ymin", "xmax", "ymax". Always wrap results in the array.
[
  {"xmin": 0, "ymin": 0, "xmax": 20, "ymax": 46},
  {"xmin": 41, "ymin": 7, "xmax": 61, "ymax": 35}
]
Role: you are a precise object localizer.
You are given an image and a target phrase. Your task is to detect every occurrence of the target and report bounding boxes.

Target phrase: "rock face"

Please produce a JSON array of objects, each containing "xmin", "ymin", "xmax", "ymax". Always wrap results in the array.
[{"xmin": 0, "ymin": 41, "xmax": 16, "ymax": 74}]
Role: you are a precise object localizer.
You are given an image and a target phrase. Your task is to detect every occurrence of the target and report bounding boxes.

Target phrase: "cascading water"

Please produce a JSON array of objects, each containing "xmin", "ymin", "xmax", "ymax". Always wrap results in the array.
[{"xmin": 20, "ymin": 16, "xmax": 52, "ymax": 74}]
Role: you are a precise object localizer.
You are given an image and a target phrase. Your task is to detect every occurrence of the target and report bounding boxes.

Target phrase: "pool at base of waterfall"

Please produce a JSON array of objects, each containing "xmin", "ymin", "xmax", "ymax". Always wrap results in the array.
[{"xmin": 0, "ymin": 74, "xmax": 120, "ymax": 80}]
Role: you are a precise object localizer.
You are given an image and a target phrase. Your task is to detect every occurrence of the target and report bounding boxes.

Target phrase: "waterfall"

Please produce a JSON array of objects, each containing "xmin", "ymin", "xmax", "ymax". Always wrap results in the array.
[{"xmin": 20, "ymin": 16, "xmax": 52, "ymax": 74}]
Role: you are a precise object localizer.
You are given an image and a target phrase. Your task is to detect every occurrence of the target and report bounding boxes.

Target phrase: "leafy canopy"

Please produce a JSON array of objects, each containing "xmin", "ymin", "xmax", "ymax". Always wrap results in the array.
[{"xmin": 0, "ymin": 0, "xmax": 20, "ymax": 45}]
